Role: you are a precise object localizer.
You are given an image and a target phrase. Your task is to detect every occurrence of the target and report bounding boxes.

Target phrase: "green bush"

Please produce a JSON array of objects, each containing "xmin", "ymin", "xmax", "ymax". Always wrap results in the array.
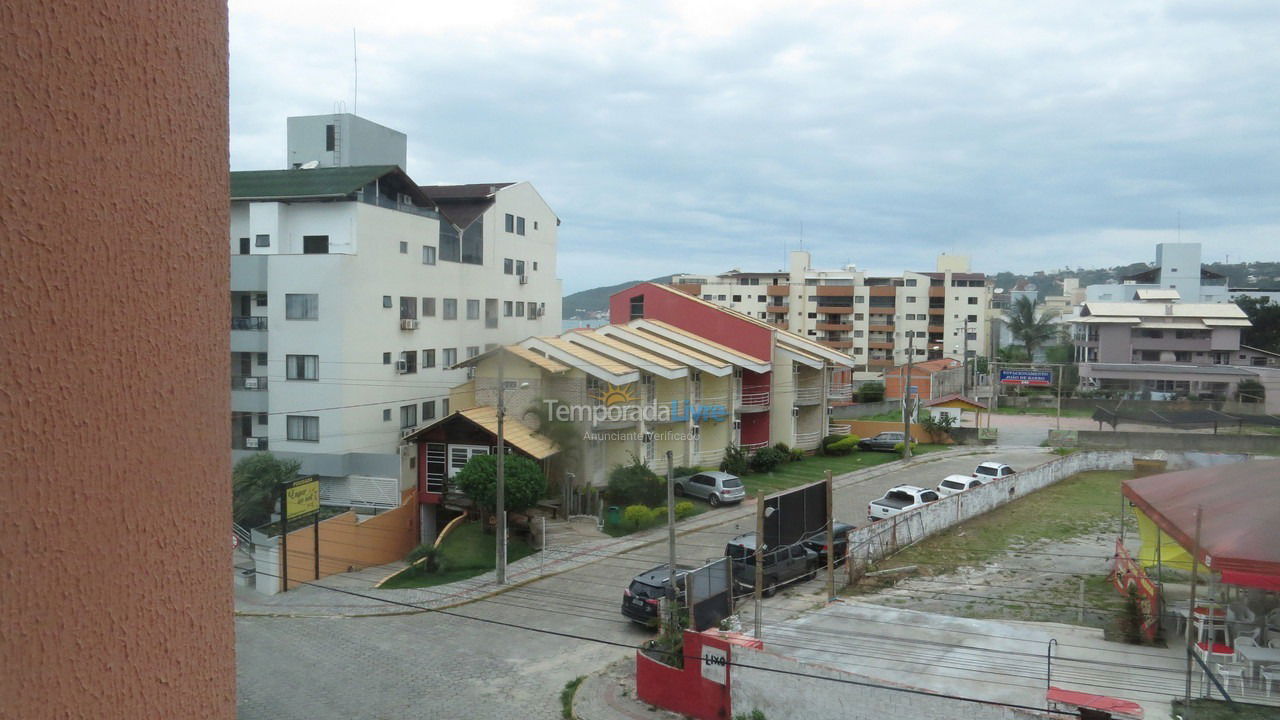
[
  {"xmin": 819, "ymin": 434, "xmax": 846, "ymax": 455},
  {"xmin": 651, "ymin": 505, "xmax": 668, "ymax": 523},
  {"xmin": 748, "ymin": 446, "xmax": 787, "ymax": 473},
  {"xmin": 788, "ymin": 448, "xmax": 805, "ymax": 462},
  {"xmin": 719, "ymin": 444, "xmax": 749, "ymax": 476},
  {"xmin": 856, "ymin": 381, "xmax": 885, "ymax": 403},
  {"xmin": 674, "ymin": 500, "xmax": 696, "ymax": 519},
  {"xmin": 824, "ymin": 435, "xmax": 859, "ymax": 456},
  {"xmin": 405, "ymin": 543, "xmax": 441, "ymax": 574},
  {"xmin": 607, "ymin": 456, "xmax": 666, "ymax": 506},
  {"xmin": 892, "ymin": 439, "xmax": 919, "ymax": 456},
  {"xmin": 624, "ymin": 504, "xmax": 653, "ymax": 529},
  {"xmin": 772, "ymin": 442, "xmax": 791, "ymax": 455},
  {"xmin": 455, "ymin": 454, "xmax": 548, "ymax": 515},
  {"xmin": 670, "ymin": 466, "xmax": 701, "ymax": 479}
]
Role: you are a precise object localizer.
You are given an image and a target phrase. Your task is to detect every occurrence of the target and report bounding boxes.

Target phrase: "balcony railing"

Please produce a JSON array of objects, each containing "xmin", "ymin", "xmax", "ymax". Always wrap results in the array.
[
  {"xmin": 231, "ymin": 375, "xmax": 268, "ymax": 391},
  {"xmin": 232, "ymin": 316, "xmax": 268, "ymax": 331},
  {"xmin": 794, "ymin": 386, "xmax": 823, "ymax": 405},
  {"xmin": 696, "ymin": 448, "xmax": 726, "ymax": 466},
  {"xmin": 827, "ymin": 424, "xmax": 851, "ymax": 436},
  {"xmin": 736, "ymin": 389, "xmax": 770, "ymax": 413},
  {"xmin": 793, "ymin": 431, "xmax": 821, "ymax": 449},
  {"xmin": 234, "ymin": 436, "xmax": 268, "ymax": 450},
  {"xmin": 827, "ymin": 383, "xmax": 853, "ymax": 401},
  {"xmin": 742, "ymin": 441, "xmax": 769, "ymax": 452}
]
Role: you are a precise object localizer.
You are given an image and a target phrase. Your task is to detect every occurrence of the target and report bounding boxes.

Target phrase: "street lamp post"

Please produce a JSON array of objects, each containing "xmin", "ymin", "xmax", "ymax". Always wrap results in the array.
[{"xmin": 496, "ymin": 355, "xmax": 507, "ymax": 585}]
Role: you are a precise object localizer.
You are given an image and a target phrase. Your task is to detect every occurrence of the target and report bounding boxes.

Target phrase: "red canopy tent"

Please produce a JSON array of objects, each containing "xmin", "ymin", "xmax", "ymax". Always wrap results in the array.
[{"xmin": 1122, "ymin": 458, "xmax": 1280, "ymax": 591}]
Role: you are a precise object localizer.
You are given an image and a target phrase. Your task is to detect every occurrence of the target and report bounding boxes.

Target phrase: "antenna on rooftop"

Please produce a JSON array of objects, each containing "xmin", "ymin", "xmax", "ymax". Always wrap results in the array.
[{"xmin": 353, "ymin": 28, "xmax": 358, "ymax": 116}]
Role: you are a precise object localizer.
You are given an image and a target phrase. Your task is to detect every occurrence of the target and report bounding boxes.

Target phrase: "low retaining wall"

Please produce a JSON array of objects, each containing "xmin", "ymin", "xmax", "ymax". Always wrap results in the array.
[
  {"xmin": 831, "ymin": 400, "xmax": 900, "ymax": 419},
  {"xmin": 1048, "ymin": 430, "xmax": 1280, "ymax": 454},
  {"xmin": 830, "ymin": 420, "xmax": 937, "ymax": 444},
  {"xmin": 635, "ymin": 631, "xmax": 735, "ymax": 720}
]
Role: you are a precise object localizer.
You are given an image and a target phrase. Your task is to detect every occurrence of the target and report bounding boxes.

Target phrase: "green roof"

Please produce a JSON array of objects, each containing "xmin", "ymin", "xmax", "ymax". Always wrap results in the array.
[{"xmin": 230, "ymin": 165, "xmax": 419, "ymax": 201}]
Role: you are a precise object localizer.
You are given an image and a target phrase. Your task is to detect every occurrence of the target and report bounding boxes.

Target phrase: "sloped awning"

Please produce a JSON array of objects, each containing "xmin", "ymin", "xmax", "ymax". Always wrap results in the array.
[
  {"xmin": 403, "ymin": 406, "xmax": 558, "ymax": 460},
  {"xmin": 1122, "ymin": 459, "xmax": 1280, "ymax": 590}
]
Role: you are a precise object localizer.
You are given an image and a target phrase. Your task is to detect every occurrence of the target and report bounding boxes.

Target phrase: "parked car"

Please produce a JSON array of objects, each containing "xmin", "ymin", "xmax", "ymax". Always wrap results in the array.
[
  {"xmin": 867, "ymin": 485, "xmax": 939, "ymax": 521},
  {"xmin": 724, "ymin": 532, "xmax": 818, "ymax": 597},
  {"xmin": 673, "ymin": 470, "xmax": 746, "ymax": 507},
  {"xmin": 935, "ymin": 474, "xmax": 985, "ymax": 498},
  {"xmin": 973, "ymin": 462, "xmax": 1016, "ymax": 482},
  {"xmin": 622, "ymin": 564, "xmax": 692, "ymax": 626},
  {"xmin": 801, "ymin": 521, "xmax": 856, "ymax": 566},
  {"xmin": 857, "ymin": 431, "xmax": 906, "ymax": 452}
]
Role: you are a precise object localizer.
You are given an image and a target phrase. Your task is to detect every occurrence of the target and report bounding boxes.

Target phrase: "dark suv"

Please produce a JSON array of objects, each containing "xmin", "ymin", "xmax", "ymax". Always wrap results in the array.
[
  {"xmin": 801, "ymin": 521, "xmax": 856, "ymax": 567},
  {"xmin": 622, "ymin": 564, "xmax": 691, "ymax": 626},
  {"xmin": 858, "ymin": 431, "xmax": 907, "ymax": 452},
  {"xmin": 724, "ymin": 533, "xmax": 817, "ymax": 597}
]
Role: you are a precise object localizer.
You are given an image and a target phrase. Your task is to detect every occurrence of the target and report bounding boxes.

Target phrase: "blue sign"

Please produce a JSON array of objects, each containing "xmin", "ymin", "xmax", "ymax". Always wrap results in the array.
[{"xmin": 999, "ymin": 369, "xmax": 1053, "ymax": 386}]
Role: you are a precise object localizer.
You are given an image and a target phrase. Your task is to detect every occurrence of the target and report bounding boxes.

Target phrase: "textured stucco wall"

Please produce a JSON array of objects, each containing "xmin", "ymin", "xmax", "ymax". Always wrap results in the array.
[{"xmin": 0, "ymin": 2, "xmax": 234, "ymax": 717}]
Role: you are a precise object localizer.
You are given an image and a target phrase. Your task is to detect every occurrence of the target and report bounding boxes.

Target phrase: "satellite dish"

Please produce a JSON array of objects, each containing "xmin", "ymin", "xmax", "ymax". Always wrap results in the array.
[{"xmin": 300, "ymin": 160, "xmax": 320, "ymax": 170}]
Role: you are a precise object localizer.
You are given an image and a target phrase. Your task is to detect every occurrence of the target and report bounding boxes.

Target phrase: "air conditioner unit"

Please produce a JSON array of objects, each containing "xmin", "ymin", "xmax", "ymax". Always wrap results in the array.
[
  {"xmin": 401, "ymin": 427, "xmax": 417, "ymax": 439},
  {"xmin": 519, "ymin": 274, "xmax": 529, "ymax": 285},
  {"xmin": 242, "ymin": 377, "xmax": 259, "ymax": 389},
  {"xmin": 244, "ymin": 437, "xmax": 260, "ymax": 449},
  {"xmin": 791, "ymin": 407, "xmax": 800, "ymax": 417},
  {"xmin": 396, "ymin": 360, "xmax": 408, "ymax": 373},
  {"xmin": 400, "ymin": 318, "xmax": 419, "ymax": 330}
]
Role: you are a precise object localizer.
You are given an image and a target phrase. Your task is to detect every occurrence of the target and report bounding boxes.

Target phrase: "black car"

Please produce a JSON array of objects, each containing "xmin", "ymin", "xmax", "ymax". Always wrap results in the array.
[
  {"xmin": 622, "ymin": 564, "xmax": 691, "ymax": 626},
  {"xmin": 724, "ymin": 533, "xmax": 818, "ymax": 597},
  {"xmin": 801, "ymin": 521, "xmax": 856, "ymax": 566},
  {"xmin": 857, "ymin": 431, "xmax": 906, "ymax": 452}
]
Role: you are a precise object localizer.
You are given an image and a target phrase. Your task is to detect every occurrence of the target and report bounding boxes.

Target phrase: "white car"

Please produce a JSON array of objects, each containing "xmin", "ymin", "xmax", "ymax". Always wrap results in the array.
[
  {"xmin": 867, "ymin": 485, "xmax": 939, "ymax": 521},
  {"xmin": 936, "ymin": 474, "xmax": 986, "ymax": 498},
  {"xmin": 973, "ymin": 462, "xmax": 1016, "ymax": 482}
]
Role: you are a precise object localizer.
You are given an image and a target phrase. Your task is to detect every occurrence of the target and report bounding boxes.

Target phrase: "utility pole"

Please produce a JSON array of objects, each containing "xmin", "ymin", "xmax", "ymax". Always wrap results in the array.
[
  {"xmin": 754, "ymin": 497, "xmax": 765, "ymax": 640},
  {"xmin": 665, "ymin": 451, "xmax": 677, "ymax": 632},
  {"xmin": 1184, "ymin": 507, "xmax": 1202, "ymax": 718},
  {"xmin": 961, "ymin": 317, "xmax": 970, "ymax": 397},
  {"xmin": 825, "ymin": 470, "xmax": 835, "ymax": 601},
  {"xmin": 902, "ymin": 332, "xmax": 914, "ymax": 460},
  {"xmin": 495, "ymin": 353, "xmax": 507, "ymax": 585}
]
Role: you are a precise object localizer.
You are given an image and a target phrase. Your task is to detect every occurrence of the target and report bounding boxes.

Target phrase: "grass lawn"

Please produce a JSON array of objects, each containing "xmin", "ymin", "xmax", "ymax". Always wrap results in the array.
[
  {"xmin": 864, "ymin": 469, "xmax": 1133, "ymax": 576},
  {"xmin": 601, "ymin": 503, "xmax": 708, "ymax": 538},
  {"xmin": 994, "ymin": 406, "xmax": 1095, "ymax": 418},
  {"xmin": 378, "ymin": 521, "xmax": 537, "ymax": 589},
  {"xmin": 851, "ymin": 410, "xmax": 903, "ymax": 422},
  {"xmin": 1173, "ymin": 699, "xmax": 1280, "ymax": 720},
  {"xmin": 739, "ymin": 445, "xmax": 948, "ymax": 498}
]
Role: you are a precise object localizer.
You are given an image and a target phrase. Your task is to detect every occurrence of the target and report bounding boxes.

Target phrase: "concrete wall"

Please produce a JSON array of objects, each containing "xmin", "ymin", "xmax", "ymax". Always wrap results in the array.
[
  {"xmin": 1054, "ymin": 430, "xmax": 1280, "ymax": 455},
  {"xmin": 731, "ymin": 644, "xmax": 1045, "ymax": 720},
  {"xmin": 831, "ymin": 420, "xmax": 936, "ymax": 444},
  {"xmin": 1, "ymin": 1, "xmax": 234, "ymax": 716}
]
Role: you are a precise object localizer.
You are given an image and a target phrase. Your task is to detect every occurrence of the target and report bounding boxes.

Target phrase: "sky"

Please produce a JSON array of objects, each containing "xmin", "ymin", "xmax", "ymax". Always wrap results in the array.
[{"xmin": 230, "ymin": 0, "xmax": 1280, "ymax": 293}]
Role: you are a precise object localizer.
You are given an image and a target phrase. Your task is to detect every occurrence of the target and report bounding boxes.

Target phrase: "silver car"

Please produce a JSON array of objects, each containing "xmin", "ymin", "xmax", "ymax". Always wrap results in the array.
[{"xmin": 673, "ymin": 470, "xmax": 746, "ymax": 507}]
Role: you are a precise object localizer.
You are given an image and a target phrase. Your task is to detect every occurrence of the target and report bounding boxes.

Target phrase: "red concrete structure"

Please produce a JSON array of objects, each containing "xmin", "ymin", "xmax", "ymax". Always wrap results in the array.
[
  {"xmin": 1, "ymin": 1, "xmax": 234, "ymax": 717},
  {"xmin": 883, "ymin": 357, "xmax": 961, "ymax": 400},
  {"xmin": 610, "ymin": 282, "xmax": 774, "ymax": 362},
  {"xmin": 636, "ymin": 630, "xmax": 760, "ymax": 719}
]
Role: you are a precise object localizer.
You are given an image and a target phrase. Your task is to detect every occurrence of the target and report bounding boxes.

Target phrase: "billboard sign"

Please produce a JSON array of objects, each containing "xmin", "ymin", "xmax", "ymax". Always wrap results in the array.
[
  {"xmin": 284, "ymin": 476, "xmax": 320, "ymax": 521},
  {"xmin": 999, "ymin": 369, "xmax": 1052, "ymax": 386}
]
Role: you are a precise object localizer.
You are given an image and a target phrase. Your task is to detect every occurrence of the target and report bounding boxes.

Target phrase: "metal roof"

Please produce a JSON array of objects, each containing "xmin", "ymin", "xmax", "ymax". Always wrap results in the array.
[{"xmin": 230, "ymin": 165, "xmax": 431, "ymax": 204}]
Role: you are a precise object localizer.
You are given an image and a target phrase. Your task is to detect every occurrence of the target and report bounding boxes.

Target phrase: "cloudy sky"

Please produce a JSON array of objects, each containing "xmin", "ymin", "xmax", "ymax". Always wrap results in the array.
[{"xmin": 230, "ymin": 0, "xmax": 1280, "ymax": 293}]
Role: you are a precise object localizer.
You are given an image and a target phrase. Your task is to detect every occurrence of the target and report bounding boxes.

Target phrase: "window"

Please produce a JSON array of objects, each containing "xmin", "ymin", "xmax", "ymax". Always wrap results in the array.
[
  {"xmin": 516, "ymin": 217, "xmax": 525, "ymax": 235},
  {"xmin": 400, "ymin": 404, "xmax": 418, "ymax": 429},
  {"xmin": 383, "ymin": 352, "xmax": 392, "ymax": 365},
  {"xmin": 383, "ymin": 295, "xmax": 392, "ymax": 308},
  {"xmin": 515, "ymin": 260, "xmax": 525, "ymax": 275},
  {"xmin": 505, "ymin": 213, "xmax": 515, "ymax": 233},
  {"xmin": 854, "ymin": 313, "xmax": 864, "ymax": 321},
  {"xmin": 716, "ymin": 295, "xmax": 726, "ymax": 301},
  {"xmin": 1174, "ymin": 351, "xmax": 1191, "ymax": 363},
  {"xmin": 442, "ymin": 348, "xmax": 457, "ymax": 367},
  {"xmin": 504, "ymin": 258, "xmax": 514, "ymax": 274},
  {"xmin": 532, "ymin": 261, "xmax": 538, "ymax": 270},
  {"xmin": 905, "ymin": 296, "xmax": 917, "ymax": 303},
  {"xmin": 255, "ymin": 233, "xmax": 270, "ymax": 247},
  {"xmin": 325, "ymin": 124, "xmax": 335, "ymax": 151},
  {"xmin": 422, "ymin": 246, "xmax": 436, "ymax": 265},
  {"xmin": 285, "ymin": 293, "xmax": 319, "ymax": 320},
  {"xmin": 286, "ymin": 415, "xmax": 319, "ymax": 442},
  {"xmin": 757, "ymin": 295, "xmax": 766, "ymax": 302},
  {"xmin": 466, "ymin": 299, "xmax": 480, "ymax": 320},
  {"xmin": 400, "ymin": 296, "xmax": 417, "ymax": 320},
  {"xmin": 466, "ymin": 346, "xmax": 479, "ymax": 359},
  {"xmin": 422, "ymin": 349, "xmax": 436, "ymax": 368},
  {"xmin": 732, "ymin": 295, "xmax": 742, "ymax": 302},
  {"xmin": 630, "ymin": 294, "xmax": 644, "ymax": 320},
  {"xmin": 516, "ymin": 302, "xmax": 525, "ymax": 317},
  {"xmin": 239, "ymin": 237, "xmax": 250, "ymax": 254},
  {"xmin": 968, "ymin": 297, "xmax": 978, "ymax": 305},
  {"xmin": 854, "ymin": 296, "xmax": 865, "ymax": 303},
  {"xmin": 807, "ymin": 312, "xmax": 817, "ymax": 319},
  {"xmin": 967, "ymin": 314, "xmax": 978, "ymax": 323},
  {"xmin": 383, "ymin": 409, "xmax": 392, "ymax": 422},
  {"xmin": 533, "ymin": 222, "xmax": 538, "ymax": 231},
  {"xmin": 905, "ymin": 279, "xmax": 917, "ymax": 287},
  {"xmin": 302, "ymin": 235, "xmax": 329, "ymax": 254},
  {"xmin": 399, "ymin": 241, "xmax": 408, "ymax": 254},
  {"xmin": 422, "ymin": 298, "xmax": 436, "ymax": 317},
  {"xmin": 256, "ymin": 352, "xmax": 267, "ymax": 367},
  {"xmin": 422, "ymin": 400, "xmax": 436, "ymax": 420},
  {"xmin": 286, "ymin": 354, "xmax": 318, "ymax": 380},
  {"xmin": 255, "ymin": 294, "xmax": 267, "ymax": 307},
  {"xmin": 400, "ymin": 351, "xmax": 417, "ymax": 374},
  {"xmin": 256, "ymin": 412, "xmax": 267, "ymax": 425},
  {"xmin": 504, "ymin": 301, "xmax": 513, "ymax": 317},
  {"xmin": 1137, "ymin": 350, "xmax": 1161, "ymax": 362},
  {"xmin": 443, "ymin": 298, "xmax": 457, "ymax": 320}
]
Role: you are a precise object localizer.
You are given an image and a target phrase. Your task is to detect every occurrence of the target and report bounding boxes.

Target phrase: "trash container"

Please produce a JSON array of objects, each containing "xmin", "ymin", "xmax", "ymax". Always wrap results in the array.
[{"xmin": 607, "ymin": 506, "xmax": 620, "ymax": 525}]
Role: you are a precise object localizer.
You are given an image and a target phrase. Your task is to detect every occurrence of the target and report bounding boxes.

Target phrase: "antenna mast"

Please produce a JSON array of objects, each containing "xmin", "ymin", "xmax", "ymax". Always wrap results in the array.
[{"xmin": 353, "ymin": 29, "xmax": 358, "ymax": 115}]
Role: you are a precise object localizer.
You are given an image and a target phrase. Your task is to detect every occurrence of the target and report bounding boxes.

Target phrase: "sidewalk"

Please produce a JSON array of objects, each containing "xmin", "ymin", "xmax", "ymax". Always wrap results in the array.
[
  {"xmin": 233, "ymin": 445, "xmax": 1011, "ymax": 618},
  {"xmin": 572, "ymin": 659, "xmax": 683, "ymax": 720}
]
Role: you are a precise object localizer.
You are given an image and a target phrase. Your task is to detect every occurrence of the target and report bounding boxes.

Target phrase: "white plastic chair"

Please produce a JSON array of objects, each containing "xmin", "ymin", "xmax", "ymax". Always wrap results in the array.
[
  {"xmin": 1216, "ymin": 664, "xmax": 1245, "ymax": 696},
  {"xmin": 1262, "ymin": 666, "xmax": 1280, "ymax": 698}
]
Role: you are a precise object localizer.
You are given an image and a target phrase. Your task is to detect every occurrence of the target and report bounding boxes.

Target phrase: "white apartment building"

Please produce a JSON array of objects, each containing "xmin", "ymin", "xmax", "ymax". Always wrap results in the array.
[
  {"xmin": 230, "ymin": 114, "xmax": 561, "ymax": 510},
  {"xmin": 672, "ymin": 251, "xmax": 990, "ymax": 382},
  {"xmin": 1086, "ymin": 242, "xmax": 1229, "ymax": 304}
]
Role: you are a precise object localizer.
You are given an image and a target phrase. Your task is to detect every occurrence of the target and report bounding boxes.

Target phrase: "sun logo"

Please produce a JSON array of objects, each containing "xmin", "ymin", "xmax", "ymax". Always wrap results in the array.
[{"xmin": 590, "ymin": 383, "xmax": 637, "ymax": 407}]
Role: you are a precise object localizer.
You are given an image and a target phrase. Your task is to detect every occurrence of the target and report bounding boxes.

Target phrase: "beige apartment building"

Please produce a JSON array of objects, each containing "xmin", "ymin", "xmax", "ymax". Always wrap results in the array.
[{"xmin": 672, "ymin": 251, "xmax": 991, "ymax": 382}]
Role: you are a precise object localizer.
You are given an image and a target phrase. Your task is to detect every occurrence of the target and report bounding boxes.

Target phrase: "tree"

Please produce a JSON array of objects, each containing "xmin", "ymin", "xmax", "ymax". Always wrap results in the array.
[
  {"xmin": 455, "ymin": 453, "xmax": 547, "ymax": 517},
  {"xmin": 1003, "ymin": 296, "xmax": 1061, "ymax": 360},
  {"xmin": 857, "ymin": 381, "xmax": 885, "ymax": 403},
  {"xmin": 606, "ymin": 455, "xmax": 666, "ymax": 506},
  {"xmin": 232, "ymin": 452, "xmax": 301, "ymax": 528},
  {"xmin": 1236, "ymin": 296, "xmax": 1280, "ymax": 353}
]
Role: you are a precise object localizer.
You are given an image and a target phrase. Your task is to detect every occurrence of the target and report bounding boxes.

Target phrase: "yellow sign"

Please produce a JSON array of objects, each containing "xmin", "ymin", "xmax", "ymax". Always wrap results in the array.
[
  {"xmin": 285, "ymin": 477, "xmax": 320, "ymax": 520},
  {"xmin": 590, "ymin": 383, "xmax": 637, "ymax": 407}
]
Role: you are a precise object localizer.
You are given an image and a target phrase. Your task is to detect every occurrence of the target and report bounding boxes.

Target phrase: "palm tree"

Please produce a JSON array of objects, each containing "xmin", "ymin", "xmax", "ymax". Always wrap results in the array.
[{"xmin": 1003, "ymin": 296, "xmax": 1060, "ymax": 361}]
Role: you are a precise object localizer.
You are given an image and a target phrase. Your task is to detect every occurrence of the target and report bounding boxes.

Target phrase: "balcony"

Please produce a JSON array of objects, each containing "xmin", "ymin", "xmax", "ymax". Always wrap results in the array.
[
  {"xmin": 736, "ymin": 388, "xmax": 770, "ymax": 413},
  {"xmin": 234, "ymin": 436, "xmax": 268, "ymax": 451},
  {"xmin": 928, "ymin": 286, "xmax": 945, "ymax": 298},
  {"xmin": 766, "ymin": 303, "xmax": 789, "ymax": 314},
  {"xmin": 816, "ymin": 322, "xmax": 851, "ymax": 332},
  {"xmin": 868, "ymin": 286, "xmax": 897, "ymax": 297},
  {"xmin": 231, "ymin": 316, "xmax": 268, "ymax": 331},
  {"xmin": 766, "ymin": 319, "xmax": 789, "ymax": 329},
  {"xmin": 867, "ymin": 359, "xmax": 894, "ymax": 369},
  {"xmin": 827, "ymin": 383, "xmax": 853, "ymax": 402},
  {"xmin": 819, "ymin": 339, "xmax": 853, "ymax": 350},
  {"xmin": 231, "ymin": 375, "xmax": 268, "ymax": 391},
  {"xmin": 815, "ymin": 285, "xmax": 854, "ymax": 297},
  {"xmin": 696, "ymin": 448, "xmax": 726, "ymax": 467},
  {"xmin": 815, "ymin": 305, "xmax": 853, "ymax": 315},
  {"xmin": 867, "ymin": 341, "xmax": 893, "ymax": 350},
  {"xmin": 826, "ymin": 424, "xmax": 851, "ymax": 436},
  {"xmin": 766, "ymin": 284, "xmax": 789, "ymax": 297},
  {"xmin": 793, "ymin": 430, "xmax": 821, "ymax": 450},
  {"xmin": 868, "ymin": 323, "xmax": 894, "ymax": 333},
  {"xmin": 794, "ymin": 386, "xmax": 823, "ymax": 405}
]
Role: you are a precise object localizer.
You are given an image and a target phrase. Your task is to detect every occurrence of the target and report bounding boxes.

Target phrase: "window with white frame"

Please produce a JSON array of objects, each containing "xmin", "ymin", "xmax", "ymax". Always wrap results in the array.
[
  {"xmin": 286, "ymin": 415, "xmax": 319, "ymax": 442},
  {"xmin": 466, "ymin": 299, "xmax": 480, "ymax": 320},
  {"xmin": 286, "ymin": 354, "xmax": 318, "ymax": 380},
  {"xmin": 400, "ymin": 404, "xmax": 417, "ymax": 429},
  {"xmin": 285, "ymin": 293, "xmax": 319, "ymax": 320},
  {"xmin": 422, "ymin": 246, "xmax": 437, "ymax": 265}
]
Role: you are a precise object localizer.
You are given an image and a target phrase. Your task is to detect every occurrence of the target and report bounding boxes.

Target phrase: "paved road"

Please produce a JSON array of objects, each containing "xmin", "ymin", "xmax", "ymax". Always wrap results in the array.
[{"xmin": 236, "ymin": 447, "xmax": 1053, "ymax": 719}]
